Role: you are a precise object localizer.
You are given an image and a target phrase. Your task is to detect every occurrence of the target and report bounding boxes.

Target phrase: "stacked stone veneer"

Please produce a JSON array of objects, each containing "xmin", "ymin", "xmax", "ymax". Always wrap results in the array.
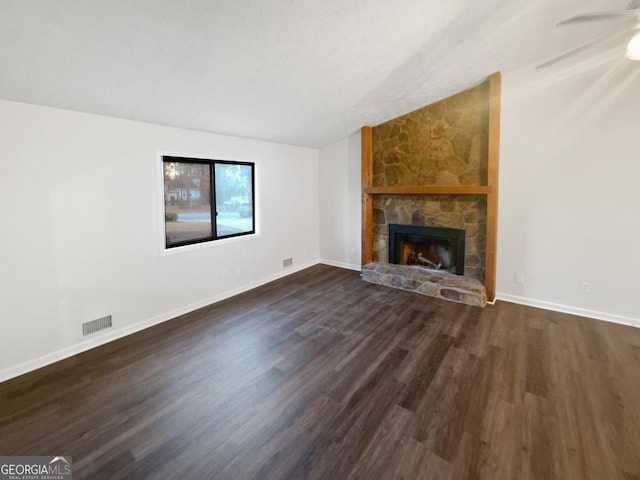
[{"xmin": 370, "ymin": 80, "xmax": 490, "ymax": 288}]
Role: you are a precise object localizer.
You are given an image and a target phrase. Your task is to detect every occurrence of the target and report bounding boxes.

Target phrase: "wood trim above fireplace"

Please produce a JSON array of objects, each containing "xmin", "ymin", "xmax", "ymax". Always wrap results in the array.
[
  {"xmin": 364, "ymin": 185, "xmax": 492, "ymax": 195},
  {"xmin": 361, "ymin": 72, "xmax": 501, "ymax": 302}
]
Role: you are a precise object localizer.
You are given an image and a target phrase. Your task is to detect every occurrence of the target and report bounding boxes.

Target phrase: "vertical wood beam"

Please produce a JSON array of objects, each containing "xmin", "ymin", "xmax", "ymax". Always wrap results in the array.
[
  {"xmin": 485, "ymin": 72, "xmax": 501, "ymax": 302},
  {"xmin": 361, "ymin": 126, "xmax": 373, "ymax": 265}
]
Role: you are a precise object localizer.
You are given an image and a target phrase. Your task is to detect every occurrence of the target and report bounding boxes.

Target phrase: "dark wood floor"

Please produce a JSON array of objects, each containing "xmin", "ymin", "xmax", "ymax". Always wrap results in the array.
[{"xmin": 1, "ymin": 264, "xmax": 640, "ymax": 479}]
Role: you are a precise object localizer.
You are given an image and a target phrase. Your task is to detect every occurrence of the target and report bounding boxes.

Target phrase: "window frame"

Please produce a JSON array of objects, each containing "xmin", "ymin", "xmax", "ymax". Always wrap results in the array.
[{"xmin": 162, "ymin": 155, "xmax": 256, "ymax": 250}]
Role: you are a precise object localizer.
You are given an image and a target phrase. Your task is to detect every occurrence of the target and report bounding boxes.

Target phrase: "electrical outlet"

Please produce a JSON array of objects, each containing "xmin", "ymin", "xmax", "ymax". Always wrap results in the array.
[
  {"xmin": 580, "ymin": 281, "xmax": 591, "ymax": 293},
  {"xmin": 283, "ymin": 257, "xmax": 293, "ymax": 268},
  {"xmin": 223, "ymin": 270, "xmax": 230, "ymax": 279},
  {"xmin": 515, "ymin": 272, "xmax": 525, "ymax": 284}
]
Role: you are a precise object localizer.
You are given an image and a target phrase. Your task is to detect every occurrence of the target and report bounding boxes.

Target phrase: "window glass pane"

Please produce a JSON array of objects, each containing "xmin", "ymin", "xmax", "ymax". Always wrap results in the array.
[
  {"xmin": 164, "ymin": 161, "xmax": 212, "ymax": 246},
  {"xmin": 214, "ymin": 163, "xmax": 254, "ymax": 236}
]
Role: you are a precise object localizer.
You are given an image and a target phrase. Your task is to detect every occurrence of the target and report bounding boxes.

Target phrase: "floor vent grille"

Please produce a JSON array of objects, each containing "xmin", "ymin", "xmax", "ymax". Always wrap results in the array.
[{"xmin": 82, "ymin": 315, "xmax": 112, "ymax": 336}]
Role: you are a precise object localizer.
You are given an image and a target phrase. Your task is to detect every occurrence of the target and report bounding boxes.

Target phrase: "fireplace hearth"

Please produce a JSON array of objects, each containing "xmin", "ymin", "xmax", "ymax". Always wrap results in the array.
[{"xmin": 389, "ymin": 224, "xmax": 466, "ymax": 275}]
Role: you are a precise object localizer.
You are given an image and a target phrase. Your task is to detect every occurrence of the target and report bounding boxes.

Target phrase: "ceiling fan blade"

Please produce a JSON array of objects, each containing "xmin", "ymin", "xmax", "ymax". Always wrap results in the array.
[
  {"xmin": 536, "ymin": 24, "xmax": 640, "ymax": 69},
  {"xmin": 558, "ymin": 8, "xmax": 640, "ymax": 25}
]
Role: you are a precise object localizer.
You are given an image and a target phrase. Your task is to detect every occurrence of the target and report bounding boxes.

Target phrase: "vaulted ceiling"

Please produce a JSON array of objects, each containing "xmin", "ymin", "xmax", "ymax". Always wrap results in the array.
[{"xmin": 0, "ymin": 0, "xmax": 632, "ymax": 147}]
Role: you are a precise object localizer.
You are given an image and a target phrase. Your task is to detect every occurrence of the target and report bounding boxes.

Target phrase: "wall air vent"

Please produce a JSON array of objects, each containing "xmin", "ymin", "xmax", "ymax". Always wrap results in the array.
[{"xmin": 82, "ymin": 315, "xmax": 113, "ymax": 336}]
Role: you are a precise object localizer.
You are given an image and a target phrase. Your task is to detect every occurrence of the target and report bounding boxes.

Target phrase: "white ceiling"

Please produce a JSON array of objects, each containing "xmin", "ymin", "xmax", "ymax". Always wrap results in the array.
[{"xmin": 0, "ymin": 0, "xmax": 634, "ymax": 147}]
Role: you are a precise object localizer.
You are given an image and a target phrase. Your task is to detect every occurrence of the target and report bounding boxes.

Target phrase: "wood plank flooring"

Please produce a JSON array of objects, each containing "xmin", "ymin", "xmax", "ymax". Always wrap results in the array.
[{"xmin": 1, "ymin": 264, "xmax": 639, "ymax": 479}]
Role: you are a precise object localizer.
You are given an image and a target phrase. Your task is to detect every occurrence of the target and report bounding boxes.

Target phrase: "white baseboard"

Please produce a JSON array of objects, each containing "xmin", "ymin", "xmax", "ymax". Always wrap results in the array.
[
  {"xmin": 496, "ymin": 292, "xmax": 640, "ymax": 329},
  {"xmin": 319, "ymin": 259, "xmax": 361, "ymax": 271},
  {"xmin": 0, "ymin": 259, "xmax": 322, "ymax": 383}
]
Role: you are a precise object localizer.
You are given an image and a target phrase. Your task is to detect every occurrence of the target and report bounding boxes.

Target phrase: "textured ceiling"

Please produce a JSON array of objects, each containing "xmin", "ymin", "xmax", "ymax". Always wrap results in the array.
[{"xmin": 0, "ymin": 0, "xmax": 633, "ymax": 147}]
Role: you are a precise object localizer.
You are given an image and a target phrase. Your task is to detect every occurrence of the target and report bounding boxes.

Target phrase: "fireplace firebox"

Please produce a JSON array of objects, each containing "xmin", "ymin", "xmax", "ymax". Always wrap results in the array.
[{"xmin": 388, "ymin": 224, "xmax": 466, "ymax": 275}]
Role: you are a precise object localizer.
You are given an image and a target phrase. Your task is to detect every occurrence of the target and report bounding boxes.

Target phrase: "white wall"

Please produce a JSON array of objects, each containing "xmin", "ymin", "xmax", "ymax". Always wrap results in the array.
[
  {"xmin": 318, "ymin": 133, "xmax": 362, "ymax": 270},
  {"xmin": 0, "ymin": 99, "xmax": 320, "ymax": 380},
  {"xmin": 497, "ymin": 60, "xmax": 640, "ymax": 327}
]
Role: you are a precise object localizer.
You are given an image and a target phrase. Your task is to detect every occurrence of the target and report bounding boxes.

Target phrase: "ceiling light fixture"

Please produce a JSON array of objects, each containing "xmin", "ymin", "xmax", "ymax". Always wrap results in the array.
[{"xmin": 626, "ymin": 32, "xmax": 640, "ymax": 60}]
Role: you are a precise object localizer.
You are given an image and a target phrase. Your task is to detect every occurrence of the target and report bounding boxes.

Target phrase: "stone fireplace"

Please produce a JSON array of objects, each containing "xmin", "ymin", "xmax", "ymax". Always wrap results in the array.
[
  {"xmin": 360, "ymin": 74, "xmax": 501, "ymax": 307},
  {"xmin": 373, "ymin": 195, "xmax": 486, "ymax": 282}
]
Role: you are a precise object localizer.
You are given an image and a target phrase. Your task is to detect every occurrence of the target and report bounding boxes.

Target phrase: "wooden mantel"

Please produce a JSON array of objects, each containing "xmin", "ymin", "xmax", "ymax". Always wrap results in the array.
[{"xmin": 361, "ymin": 72, "xmax": 501, "ymax": 302}]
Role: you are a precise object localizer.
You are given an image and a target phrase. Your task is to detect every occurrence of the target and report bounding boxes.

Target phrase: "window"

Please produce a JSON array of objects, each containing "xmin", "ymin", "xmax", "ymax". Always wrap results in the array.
[{"xmin": 162, "ymin": 156, "xmax": 255, "ymax": 248}]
